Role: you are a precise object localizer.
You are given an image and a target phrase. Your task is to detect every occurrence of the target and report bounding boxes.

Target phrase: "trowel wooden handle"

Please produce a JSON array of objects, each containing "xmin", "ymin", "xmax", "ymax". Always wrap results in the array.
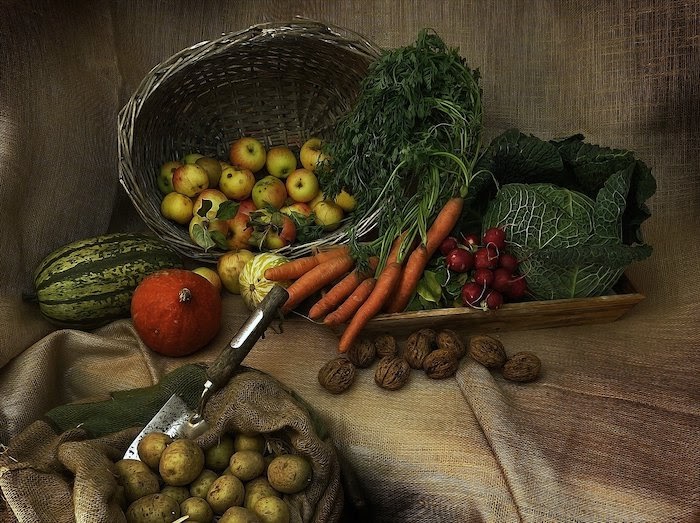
[{"xmin": 206, "ymin": 285, "xmax": 289, "ymax": 390}]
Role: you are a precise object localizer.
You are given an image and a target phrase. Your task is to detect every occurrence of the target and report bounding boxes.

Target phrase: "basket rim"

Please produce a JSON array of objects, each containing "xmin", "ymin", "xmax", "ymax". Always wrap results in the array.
[{"xmin": 117, "ymin": 18, "xmax": 383, "ymax": 263}]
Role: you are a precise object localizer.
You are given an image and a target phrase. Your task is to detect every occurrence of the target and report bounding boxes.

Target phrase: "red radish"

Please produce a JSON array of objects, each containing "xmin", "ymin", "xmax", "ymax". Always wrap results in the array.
[
  {"xmin": 491, "ymin": 268, "xmax": 512, "ymax": 294},
  {"xmin": 474, "ymin": 246, "xmax": 498, "ymax": 269},
  {"xmin": 461, "ymin": 282, "xmax": 483, "ymax": 306},
  {"xmin": 484, "ymin": 289, "xmax": 504, "ymax": 310},
  {"xmin": 445, "ymin": 248, "xmax": 473, "ymax": 273},
  {"xmin": 507, "ymin": 276, "xmax": 528, "ymax": 299},
  {"xmin": 483, "ymin": 227, "xmax": 506, "ymax": 250},
  {"xmin": 461, "ymin": 233, "xmax": 480, "ymax": 250},
  {"xmin": 473, "ymin": 268, "xmax": 494, "ymax": 287},
  {"xmin": 439, "ymin": 236, "xmax": 460, "ymax": 256},
  {"xmin": 498, "ymin": 252, "xmax": 519, "ymax": 273}
]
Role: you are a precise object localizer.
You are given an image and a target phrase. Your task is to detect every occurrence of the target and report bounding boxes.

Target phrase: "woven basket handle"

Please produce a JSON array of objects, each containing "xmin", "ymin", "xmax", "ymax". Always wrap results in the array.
[{"xmin": 197, "ymin": 285, "xmax": 289, "ymax": 414}]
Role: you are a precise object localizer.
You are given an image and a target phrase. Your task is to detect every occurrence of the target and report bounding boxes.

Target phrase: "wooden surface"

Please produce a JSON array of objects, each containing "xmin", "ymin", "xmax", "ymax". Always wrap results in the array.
[{"xmin": 332, "ymin": 275, "xmax": 645, "ymax": 339}]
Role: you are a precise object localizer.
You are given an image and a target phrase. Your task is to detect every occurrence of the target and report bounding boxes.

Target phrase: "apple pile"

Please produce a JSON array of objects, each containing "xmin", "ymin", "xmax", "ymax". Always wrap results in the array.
[
  {"xmin": 440, "ymin": 227, "xmax": 529, "ymax": 310},
  {"xmin": 157, "ymin": 137, "xmax": 357, "ymax": 253}
]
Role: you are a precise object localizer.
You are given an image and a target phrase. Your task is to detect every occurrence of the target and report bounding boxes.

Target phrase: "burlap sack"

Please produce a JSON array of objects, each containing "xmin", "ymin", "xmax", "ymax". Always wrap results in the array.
[{"xmin": 0, "ymin": 366, "xmax": 345, "ymax": 523}]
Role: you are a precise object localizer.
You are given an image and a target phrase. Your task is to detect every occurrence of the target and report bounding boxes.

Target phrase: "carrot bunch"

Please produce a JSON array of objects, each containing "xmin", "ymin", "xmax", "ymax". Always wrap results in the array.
[{"xmin": 265, "ymin": 197, "xmax": 464, "ymax": 353}]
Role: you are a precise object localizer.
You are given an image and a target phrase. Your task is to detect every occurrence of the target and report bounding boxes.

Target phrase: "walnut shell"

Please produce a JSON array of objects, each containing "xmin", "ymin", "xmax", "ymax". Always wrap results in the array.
[
  {"xmin": 346, "ymin": 338, "xmax": 376, "ymax": 368},
  {"xmin": 374, "ymin": 356, "xmax": 411, "ymax": 390},
  {"xmin": 374, "ymin": 334, "xmax": 398, "ymax": 358},
  {"xmin": 468, "ymin": 335, "xmax": 507, "ymax": 368},
  {"xmin": 436, "ymin": 329, "xmax": 466, "ymax": 359},
  {"xmin": 404, "ymin": 330, "xmax": 434, "ymax": 369},
  {"xmin": 318, "ymin": 357, "xmax": 356, "ymax": 394},
  {"xmin": 422, "ymin": 348, "xmax": 459, "ymax": 379},
  {"xmin": 502, "ymin": 352, "xmax": 541, "ymax": 382},
  {"xmin": 416, "ymin": 328, "xmax": 437, "ymax": 346}
]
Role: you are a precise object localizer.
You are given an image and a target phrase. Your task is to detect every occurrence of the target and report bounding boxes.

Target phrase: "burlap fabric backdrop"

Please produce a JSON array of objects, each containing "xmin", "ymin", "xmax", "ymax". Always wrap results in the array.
[{"xmin": 1, "ymin": 1, "xmax": 698, "ymax": 521}]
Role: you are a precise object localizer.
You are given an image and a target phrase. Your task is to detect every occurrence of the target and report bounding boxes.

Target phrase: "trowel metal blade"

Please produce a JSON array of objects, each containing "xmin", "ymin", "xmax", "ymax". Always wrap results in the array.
[{"xmin": 123, "ymin": 394, "xmax": 209, "ymax": 460}]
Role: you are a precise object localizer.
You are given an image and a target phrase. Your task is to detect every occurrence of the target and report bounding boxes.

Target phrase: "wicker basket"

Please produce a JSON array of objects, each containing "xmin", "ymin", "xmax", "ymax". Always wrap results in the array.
[{"xmin": 118, "ymin": 19, "xmax": 381, "ymax": 262}]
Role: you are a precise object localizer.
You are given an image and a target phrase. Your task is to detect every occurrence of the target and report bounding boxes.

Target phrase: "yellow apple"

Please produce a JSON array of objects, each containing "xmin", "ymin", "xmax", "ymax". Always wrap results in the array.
[
  {"xmin": 157, "ymin": 160, "xmax": 182, "ymax": 194},
  {"xmin": 192, "ymin": 267, "xmax": 222, "ymax": 292},
  {"xmin": 193, "ymin": 189, "xmax": 229, "ymax": 220},
  {"xmin": 182, "ymin": 152, "xmax": 204, "ymax": 164},
  {"xmin": 299, "ymin": 137, "xmax": 328, "ymax": 172},
  {"xmin": 265, "ymin": 146, "xmax": 297, "ymax": 179},
  {"xmin": 189, "ymin": 214, "xmax": 228, "ymax": 250},
  {"xmin": 285, "ymin": 168, "xmax": 319, "ymax": 203},
  {"xmin": 160, "ymin": 192, "xmax": 193, "ymax": 225},
  {"xmin": 313, "ymin": 201, "xmax": 344, "ymax": 231},
  {"xmin": 219, "ymin": 165, "xmax": 256, "ymax": 200},
  {"xmin": 217, "ymin": 249, "xmax": 255, "ymax": 294},
  {"xmin": 172, "ymin": 163, "xmax": 209, "ymax": 197},
  {"xmin": 195, "ymin": 156, "xmax": 223, "ymax": 187},
  {"xmin": 334, "ymin": 189, "xmax": 357, "ymax": 212},
  {"xmin": 309, "ymin": 191, "xmax": 326, "ymax": 210},
  {"xmin": 280, "ymin": 202, "xmax": 312, "ymax": 218},
  {"xmin": 229, "ymin": 137, "xmax": 266, "ymax": 173},
  {"xmin": 251, "ymin": 175, "xmax": 287, "ymax": 210}
]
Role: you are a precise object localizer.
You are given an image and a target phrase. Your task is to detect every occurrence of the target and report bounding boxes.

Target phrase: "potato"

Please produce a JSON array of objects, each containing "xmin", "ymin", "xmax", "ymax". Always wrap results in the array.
[
  {"xmin": 206, "ymin": 474, "xmax": 245, "ymax": 514},
  {"xmin": 220, "ymin": 505, "xmax": 262, "ymax": 523},
  {"xmin": 125, "ymin": 493, "xmax": 180, "ymax": 523},
  {"xmin": 234, "ymin": 433, "xmax": 266, "ymax": 453},
  {"xmin": 160, "ymin": 485, "xmax": 190, "ymax": 505},
  {"xmin": 243, "ymin": 477, "xmax": 279, "ymax": 511},
  {"xmin": 180, "ymin": 496, "xmax": 214, "ymax": 523},
  {"xmin": 228, "ymin": 450, "xmax": 266, "ymax": 481},
  {"xmin": 159, "ymin": 438, "xmax": 204, "ymax": 486},
  {"xmin": 266, "ymin": 454, "xmax": 312, "ymax": 494},
  {"xmin": 205, "ymin": 434, "xmax": 236, "ymax": 471},
  {"xmin": 137, "ymin": 432, "xmax": 173, "ymax": 470},
  {"xmin": 115, "ymin": 459, "xmax": 160, "ymax": 504},
  {"xmin": 189, "ymin": 468, "xmax": 218, "ymax": 498},
  {"xmin": 252, "ymin": 496, "xmax": 290, "ymax": 523}
]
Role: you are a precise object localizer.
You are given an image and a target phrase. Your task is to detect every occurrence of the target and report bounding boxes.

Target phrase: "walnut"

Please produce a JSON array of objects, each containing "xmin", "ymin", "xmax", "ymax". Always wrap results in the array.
[
  {"xmin": 422, "ymin": 349, "xmax": 459, "ymax": 379},
  {"xmin": 374, "ymin": 356, "xmax": 411, "ymax": 390},
  {"xmin": 318, "ymin": 357, "xmax": 356, "ymax": 394},
  {"xmin": 502, "ymin": 352, "xmax": 541, "ymax": 382},
  {"xmin": 346, "ymin": 338, "xmax": 376, "ymax": 368},
  {"xmin": 374, "ymin": 334, "xmax": 398, "ymax": 358},
  {"xmin": 468, "ymin": 335, "xmax": 507, "ymax": 369},
  {"xmin": 416, "ymin": 328, "xmax": 437, "ymax": 346},
  {"xmin": 436, "ymin": 329, "xmax": 466, "ymax": 359},
  {"xmin": 404, "ymin": 330, "xmax": 435, "ymax": 369}
]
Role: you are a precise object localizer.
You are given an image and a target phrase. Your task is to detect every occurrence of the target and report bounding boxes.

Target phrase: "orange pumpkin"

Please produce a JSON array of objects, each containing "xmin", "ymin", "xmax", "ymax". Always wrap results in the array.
[{"xmin": 130, "ymin": 269, "xmax": 222, "ymax": 357}]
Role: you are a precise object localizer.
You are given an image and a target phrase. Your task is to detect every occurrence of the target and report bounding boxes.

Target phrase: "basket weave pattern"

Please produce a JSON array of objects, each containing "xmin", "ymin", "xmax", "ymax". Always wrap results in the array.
[{"xmin": 118, "ymin": 20, "xmax": 381, "ymax": 261}]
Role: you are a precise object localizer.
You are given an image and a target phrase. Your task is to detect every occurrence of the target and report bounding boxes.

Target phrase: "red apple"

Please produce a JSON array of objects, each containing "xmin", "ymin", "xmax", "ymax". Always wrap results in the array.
[
  {"xmin": 172, "ymin": 163, "xmax": 209, "ymax": 197},
  {"xmin": 229, "ymin": 136, "xmax": 266, "ymax": 173},
  {"xmin": 225, "ymin": 213, "xmax": 254, "ymax": 251},
  {"xmin": 280, "ymin": 202, "xmax": 312, "ymax": 218}
]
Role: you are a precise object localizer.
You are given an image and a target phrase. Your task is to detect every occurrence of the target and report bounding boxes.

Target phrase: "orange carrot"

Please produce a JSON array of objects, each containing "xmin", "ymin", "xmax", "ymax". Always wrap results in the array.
[
  {"xmin": 265, "ymin": 246, "xmax": 349, "ymax": 281},
  {"xmin": 282, "ymin": 254, "xmax": 355, "ymax": 313},
  {"xmin": 386, "ymin": 197, "xmax": 464, "ymax": 313},
  {"xmin": 308, "ymin": 257, "xmax": 378, "ymax": 320},
  {"xmin": 338, "ymin": 262, "xmax": 402, "ymax": 352},
  {"xmin": 323, "ymin": 277, "xmax": 377, "ymax": 326}
]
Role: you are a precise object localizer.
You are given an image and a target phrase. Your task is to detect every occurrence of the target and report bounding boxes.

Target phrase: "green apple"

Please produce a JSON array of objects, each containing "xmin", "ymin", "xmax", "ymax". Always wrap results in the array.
[
  {"xmin": 334, "ymin": 189, "xmax": 357, "ymax": 212},
  {"xmin": 195, "ymin": 156, "xmax": 223, "ymax": 187},
  {"xmin": 285, "ymin": 168, "xmax": 319, "ymax": 203},
  {"xmin": 193, "ymin": 189, "xmax": 229, "ymax": 220},
  {"xmin": 172, "ymin": 163, "xmax": 209, "ymax": 197},
  {"xmin": 160, "ymin": 192, "xmax": 193, "ymax": 225},
  {"xmin": 157, "ymin": 160, "xmax": 183, "ymax": 194},
  {"xmin": 182, "ymin": 152, "xmax": 204, "ymax": 164},
  {"xmin": 299, "ymin": 137, "xmax": 328, "ymax": 172},
  {"xmin": 251, "ymin": 175, "xmax": 287, "ymax": 210},
  {"xmin": 219, "ymin": 165, "xmax": 256, "ymax": 200},
  {"xmin": 313, "ymin": 201, "xmax": 344, "ymax": 231},
  {"xmin": 229, "ymin": 137, "xmax": 266, "ymax": 173},
  {"xmin": 265, "ymin": 146, "xmax": 297, "ymax": 179},
  {"xmin": 217, "ymin": 249, "xmax": 255, "ymax": 294}
]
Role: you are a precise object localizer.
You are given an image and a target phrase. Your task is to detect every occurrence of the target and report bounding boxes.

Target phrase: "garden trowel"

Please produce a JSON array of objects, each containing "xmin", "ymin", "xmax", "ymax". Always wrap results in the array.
[{"xmin": 123, "ymin": 284, "xmax": 289, "ymax": 459}]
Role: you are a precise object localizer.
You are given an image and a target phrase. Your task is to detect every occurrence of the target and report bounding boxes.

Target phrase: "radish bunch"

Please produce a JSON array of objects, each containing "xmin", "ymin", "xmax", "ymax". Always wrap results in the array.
[{"xmin": 439, "ymin": 227, "xmax": 528, "ymax": 310}]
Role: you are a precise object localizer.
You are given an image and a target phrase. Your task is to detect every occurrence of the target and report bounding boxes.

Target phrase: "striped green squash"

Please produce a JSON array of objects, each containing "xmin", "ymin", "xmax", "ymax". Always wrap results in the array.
[{"xmin": 32, "ymin": 232, "xmax": 184, "ymax": 329}]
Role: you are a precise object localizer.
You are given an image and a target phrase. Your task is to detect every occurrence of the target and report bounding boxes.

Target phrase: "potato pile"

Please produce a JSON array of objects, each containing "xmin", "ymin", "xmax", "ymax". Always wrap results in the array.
[{"xmin": 115, "ymin": 431, "xmax": 312, "ymax": 523}]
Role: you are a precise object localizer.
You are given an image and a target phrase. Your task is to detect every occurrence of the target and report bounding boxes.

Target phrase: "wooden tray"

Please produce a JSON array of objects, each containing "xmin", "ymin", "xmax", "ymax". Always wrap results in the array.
[{"xmin": 332, "ymin": 275, "xmax": 645, "ymax": 338}]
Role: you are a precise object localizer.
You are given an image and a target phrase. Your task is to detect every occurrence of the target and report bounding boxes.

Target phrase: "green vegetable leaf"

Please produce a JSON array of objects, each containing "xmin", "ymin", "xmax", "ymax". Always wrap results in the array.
[
  {"xmin": 209, "ymin": 230, "xmax": 229, "ymax": 250},
  {"xmin": 191, "ymin": 223, "xmax": 216, "ymax": 251},
  {"xmin": 416, "ymin": 270, "xmax": 442, "ymax": 303},
  {"xmin": 216, "ymin": 200, "xmax": 239, "ymax": 220}
]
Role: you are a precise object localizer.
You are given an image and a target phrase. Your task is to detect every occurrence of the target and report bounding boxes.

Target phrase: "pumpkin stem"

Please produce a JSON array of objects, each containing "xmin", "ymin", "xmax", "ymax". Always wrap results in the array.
[{"xmin": 178, "ymin": 288, "xmax": 192, "ymax": 303}]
